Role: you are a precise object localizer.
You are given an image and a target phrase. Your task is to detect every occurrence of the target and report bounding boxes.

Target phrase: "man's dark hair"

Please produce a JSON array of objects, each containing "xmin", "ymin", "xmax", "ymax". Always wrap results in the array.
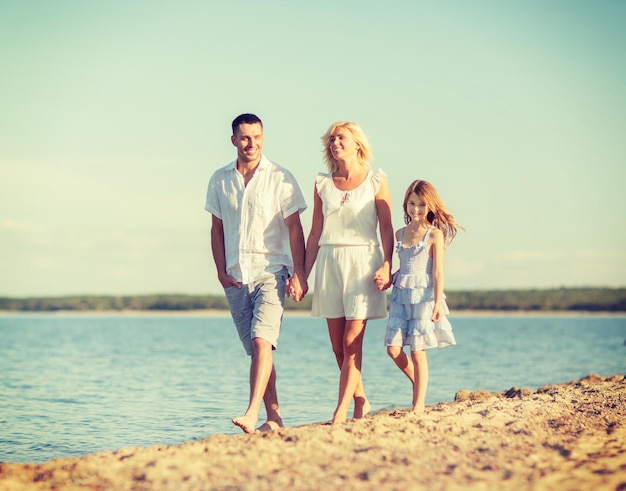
[{"xmin": 232, "ymin": 113, "xmax": 263, "ymax": 135}]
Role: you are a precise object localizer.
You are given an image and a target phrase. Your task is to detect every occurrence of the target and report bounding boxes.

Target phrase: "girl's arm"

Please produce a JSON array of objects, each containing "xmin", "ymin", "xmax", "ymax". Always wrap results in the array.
[
  {"xmin": 390, "ymin": 228, "xmax": 401, "ymax": 276},
  {"xmin": 304, "ymin": 186, "xmax": 324, "ymax": 282},
  {"xmin": 373, "ymin": 176, "xmax": 394, "ymax": 290},
  {"xmin": 430, "ymin": 228, "xmax": 445, "ymax": 322}
]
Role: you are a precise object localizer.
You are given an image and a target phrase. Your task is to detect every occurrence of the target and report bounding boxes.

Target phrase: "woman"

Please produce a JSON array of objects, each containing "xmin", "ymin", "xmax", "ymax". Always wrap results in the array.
[{"xmin": 304, "ymin": 121, "xmax": 394, "ymax": 424}]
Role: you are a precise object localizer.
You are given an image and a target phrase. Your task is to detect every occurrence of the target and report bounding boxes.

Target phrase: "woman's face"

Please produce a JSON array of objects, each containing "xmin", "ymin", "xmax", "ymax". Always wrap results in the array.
[{"xmin": 329, "ymin": 127, "xmax": 359, "ymax": 161}]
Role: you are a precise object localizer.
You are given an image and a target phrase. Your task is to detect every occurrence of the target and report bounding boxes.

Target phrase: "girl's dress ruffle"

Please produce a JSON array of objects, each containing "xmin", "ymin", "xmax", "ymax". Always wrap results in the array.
[
  {"xmin": 388, "ymin": 269, "xmax": 456, "ymax": 349},
  {"xmin": 392, "ymin": 272, "xmax": 430, "ymax": 290},
  {"xmin": 390, "ymin": 272, "xmax": 447, "ymax": 305},
  {"xmin": 386, "ymin": 309, "xmax": 456, "ymax": 350}
]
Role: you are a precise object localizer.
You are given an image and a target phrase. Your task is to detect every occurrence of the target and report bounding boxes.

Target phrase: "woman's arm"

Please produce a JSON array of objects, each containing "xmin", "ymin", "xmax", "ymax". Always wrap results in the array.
[
  {"xmin": 373, "ymin": 176, "xmax": 393, "ymax": 290},
  {"xmin": 285, "ymin": 211, "xmax": 307, "ymax": 301}
]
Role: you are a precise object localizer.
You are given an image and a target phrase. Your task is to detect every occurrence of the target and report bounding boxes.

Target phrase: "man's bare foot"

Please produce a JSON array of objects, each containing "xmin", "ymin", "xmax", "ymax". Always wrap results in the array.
[
  {"xmin": 353, "ymin": 397, "xmax": 371, "ymax": 419},
  {"xmin": 232, "ymin": 415, "xmax": 257, "ymax": 434},
  {"xmin": 256, "ymin": 418, "xmax": 283, "ymax": 432}
]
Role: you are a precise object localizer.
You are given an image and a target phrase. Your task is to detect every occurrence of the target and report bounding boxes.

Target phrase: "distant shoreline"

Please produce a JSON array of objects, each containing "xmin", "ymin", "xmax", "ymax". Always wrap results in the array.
[
  {"xmin": 1, "ymin": 309, "xmax": 624, "ymax": 317},
  {"xmin": 2, "ymin": 288, "xmax": 624, "ymax": 313}
]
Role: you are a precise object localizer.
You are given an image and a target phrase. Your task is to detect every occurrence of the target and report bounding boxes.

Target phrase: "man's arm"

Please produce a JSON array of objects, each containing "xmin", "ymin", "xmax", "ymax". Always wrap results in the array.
[
  {"xmin": 210, "ymin": 214, "xmax": 240, "ymax": 289},
  {"xmin": 285, "ymin": 212, "xmax": 307, "ymax": 301},
  {"xmin": 304, "ymin": 186, "xmax": 323, "ymax": 282}
]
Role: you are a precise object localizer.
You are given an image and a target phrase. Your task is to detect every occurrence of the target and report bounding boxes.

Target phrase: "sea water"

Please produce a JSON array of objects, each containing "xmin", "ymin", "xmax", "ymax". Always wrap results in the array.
[{"xmin": 1, "ymin": 313, "xmax": 624, "ymax": 464}]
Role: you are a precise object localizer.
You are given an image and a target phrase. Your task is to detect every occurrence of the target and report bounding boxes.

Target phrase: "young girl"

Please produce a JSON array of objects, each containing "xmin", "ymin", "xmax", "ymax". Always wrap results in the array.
[{"xmin": 385, "ymin": 180, "xmax": 461, "ymax": 414}]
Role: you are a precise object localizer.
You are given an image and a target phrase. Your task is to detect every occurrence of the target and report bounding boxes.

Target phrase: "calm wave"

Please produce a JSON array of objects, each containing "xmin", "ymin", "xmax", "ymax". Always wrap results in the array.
[{"xmin": 1, "ymin": 314, "xmax": 624, "ymax": 463}]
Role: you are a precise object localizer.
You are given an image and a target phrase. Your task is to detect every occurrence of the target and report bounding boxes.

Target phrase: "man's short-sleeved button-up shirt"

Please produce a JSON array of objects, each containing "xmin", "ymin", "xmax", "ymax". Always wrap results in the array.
[{"xmin": 205, "ymin": 155, "xmax": 307, "ymax": 284}]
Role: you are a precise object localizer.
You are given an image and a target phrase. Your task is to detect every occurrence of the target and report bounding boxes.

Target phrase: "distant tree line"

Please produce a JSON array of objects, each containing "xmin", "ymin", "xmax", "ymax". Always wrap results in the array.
[
  {"xmin": 0, "ymin": 294, "xmax": 230, "ymax": 312},
  {"xmin": 447, "ymin": 288, "xmax": 626, "ymax": 312},
  {"xmin": 1, "ymin": 288, "xmax": 625, "ymax": 312}
]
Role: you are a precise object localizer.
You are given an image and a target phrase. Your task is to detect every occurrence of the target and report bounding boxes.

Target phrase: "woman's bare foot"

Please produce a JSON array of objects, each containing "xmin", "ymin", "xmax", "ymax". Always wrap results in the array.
[
  {"xmin": 256, "ymin": 417, "xmax": 283, "ymax": 432},
  {"xmin": 353, "ymin": 397, "xmax": 371, "ymax": 419},
  {"xmin": 232, "ymin": 415, "xmax": 257, "ymax": 434},
  {"xmin": 331, "ymin": 411, "xmax": 347, "ymax": 425}
]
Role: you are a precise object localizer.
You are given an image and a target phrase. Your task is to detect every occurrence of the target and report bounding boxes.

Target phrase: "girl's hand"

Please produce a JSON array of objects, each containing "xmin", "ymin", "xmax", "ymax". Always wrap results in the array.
[{"xmin": 430, "ymin": 304, "xmax": 443, "ymax": 323}]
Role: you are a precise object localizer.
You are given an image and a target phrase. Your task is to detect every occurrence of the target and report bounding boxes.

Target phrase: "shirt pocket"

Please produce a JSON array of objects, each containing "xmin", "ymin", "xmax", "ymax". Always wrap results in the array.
[{"xmin": 248, "ymin": 192, "xmax": 271, "ymax": 221}]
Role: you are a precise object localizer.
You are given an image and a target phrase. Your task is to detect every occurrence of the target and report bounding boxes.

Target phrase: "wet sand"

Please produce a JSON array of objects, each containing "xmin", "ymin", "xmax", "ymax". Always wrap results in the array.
[{"xmin": 1, "ymin": 374, "xmax": 624, "ymax": 490}]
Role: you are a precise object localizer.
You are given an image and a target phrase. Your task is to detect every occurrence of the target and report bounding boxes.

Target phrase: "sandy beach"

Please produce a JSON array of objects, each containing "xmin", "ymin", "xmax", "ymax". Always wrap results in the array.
[{"xmin": 1, "ymin": 374, "xmax": 624, "ymax": 491}]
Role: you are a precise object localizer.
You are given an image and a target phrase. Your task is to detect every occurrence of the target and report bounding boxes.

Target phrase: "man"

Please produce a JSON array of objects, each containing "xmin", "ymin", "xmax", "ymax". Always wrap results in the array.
[{"xmin": 205, "ymin": 113, "xmax": 307, "ymax": 433}]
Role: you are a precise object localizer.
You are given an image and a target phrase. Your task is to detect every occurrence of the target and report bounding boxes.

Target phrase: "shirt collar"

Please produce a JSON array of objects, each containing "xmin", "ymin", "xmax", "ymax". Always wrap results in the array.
[{"xmin": 227, "ymin": 154, "xmax": 268, "ymax": 172}]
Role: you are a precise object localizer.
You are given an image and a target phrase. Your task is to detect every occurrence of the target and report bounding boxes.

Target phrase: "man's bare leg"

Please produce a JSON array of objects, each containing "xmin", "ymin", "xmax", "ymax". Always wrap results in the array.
[
  {"xmin": 256, "ymin": 364, "xmax": 283, "ymax": 432},
  {"xmin": 232, "ymin": 337, "xmax": 273, "ymax": 434}
]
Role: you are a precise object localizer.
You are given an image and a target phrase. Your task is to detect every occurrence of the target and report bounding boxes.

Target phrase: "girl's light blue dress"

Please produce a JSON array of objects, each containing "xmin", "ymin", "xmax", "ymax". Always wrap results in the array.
[{"xmin": 384, "ymin": 226, "xmax": 456, "ymax": 351}]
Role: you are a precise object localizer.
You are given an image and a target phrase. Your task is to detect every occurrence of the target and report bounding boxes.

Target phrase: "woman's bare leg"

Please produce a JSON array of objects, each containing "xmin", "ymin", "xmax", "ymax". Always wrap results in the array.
[
  {"xmin": 327, "ymin": 318, "xmax": 369, "ymax": 424},
  {"xmin": 327, "ymin": 319, "xmax": 370, "ymax": 418}
]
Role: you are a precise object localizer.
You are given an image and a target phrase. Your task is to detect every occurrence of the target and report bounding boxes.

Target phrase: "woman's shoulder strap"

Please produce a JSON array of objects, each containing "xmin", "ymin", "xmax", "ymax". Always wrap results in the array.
[
  {"xmin": 369, "ymin": 168, "xmax": 387, "ymax": 194},
  {"xmin": 315, "ymin": 172, "xmax": 331, "ymax": 191}
]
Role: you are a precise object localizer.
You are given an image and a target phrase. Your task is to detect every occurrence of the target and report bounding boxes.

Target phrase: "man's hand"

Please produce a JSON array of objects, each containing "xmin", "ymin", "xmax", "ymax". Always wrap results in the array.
[{"xmin": 218, "ymin": 273, "xmax": 241, "ymax": 289}]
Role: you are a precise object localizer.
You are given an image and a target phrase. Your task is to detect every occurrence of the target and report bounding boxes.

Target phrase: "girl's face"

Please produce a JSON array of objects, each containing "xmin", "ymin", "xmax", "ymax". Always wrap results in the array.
[{"xmin": 406, "ymin": 192, "xmax": 430, "ymax": 224}]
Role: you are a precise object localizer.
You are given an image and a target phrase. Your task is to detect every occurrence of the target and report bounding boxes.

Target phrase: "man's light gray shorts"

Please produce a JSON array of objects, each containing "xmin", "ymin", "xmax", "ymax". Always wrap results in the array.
[{"xmin": 224, "ymin": 268, "xmax": 288, "ymax": 356}]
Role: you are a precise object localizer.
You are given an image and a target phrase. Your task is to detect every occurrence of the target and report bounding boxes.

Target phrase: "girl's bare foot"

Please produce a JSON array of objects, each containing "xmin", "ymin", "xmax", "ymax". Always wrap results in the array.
[
  {"xmin": 353, "ymin": 397, "xmax": 371, "ymax": 419},
  {"xmin": 232, "ymin": 415, "xmax": 257, "ymax": 434},
  {"xmin": 410, "ymin": 404, "xmax": 425, "ymax": 415}
]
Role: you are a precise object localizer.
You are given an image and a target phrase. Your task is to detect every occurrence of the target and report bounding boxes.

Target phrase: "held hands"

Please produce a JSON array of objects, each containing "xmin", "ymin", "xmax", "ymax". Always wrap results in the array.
[
  {"xmin": 287, "ymin": 274, "xmax": 308, "ymax": 302},
  {"xmin": 372, "ymin": 264, "xmax": 392, "ymax": 291}
]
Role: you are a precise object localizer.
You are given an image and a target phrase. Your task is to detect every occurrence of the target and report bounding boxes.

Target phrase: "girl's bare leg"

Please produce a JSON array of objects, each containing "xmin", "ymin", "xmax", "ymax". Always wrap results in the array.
[
  {"xmin": 410, "ymin": 349, "xmax": 429, "ymax": 414},
  {"xmin": 387, "ymin": 346, "xmax": 415, "ymax": 384},
  {"xmin": 327, "ymin": 318, "xmax": 368, "ymax": 424}
]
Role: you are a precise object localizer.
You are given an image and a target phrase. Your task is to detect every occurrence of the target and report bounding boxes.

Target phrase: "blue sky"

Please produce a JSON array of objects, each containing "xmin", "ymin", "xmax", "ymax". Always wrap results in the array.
[{"xmin": 1, "ymin": 1, "xmax": 625, "ymax": 297}]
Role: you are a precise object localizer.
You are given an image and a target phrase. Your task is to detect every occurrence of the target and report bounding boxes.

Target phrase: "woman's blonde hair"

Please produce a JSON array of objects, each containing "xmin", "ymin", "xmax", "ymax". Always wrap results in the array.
[
  {"xmin": 403, "ymin": 180, "xmax": 462, "ymax": 245},
  {"xmin": 321, "ymin": 121, "xmax": 373, "ymax": 172}
]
